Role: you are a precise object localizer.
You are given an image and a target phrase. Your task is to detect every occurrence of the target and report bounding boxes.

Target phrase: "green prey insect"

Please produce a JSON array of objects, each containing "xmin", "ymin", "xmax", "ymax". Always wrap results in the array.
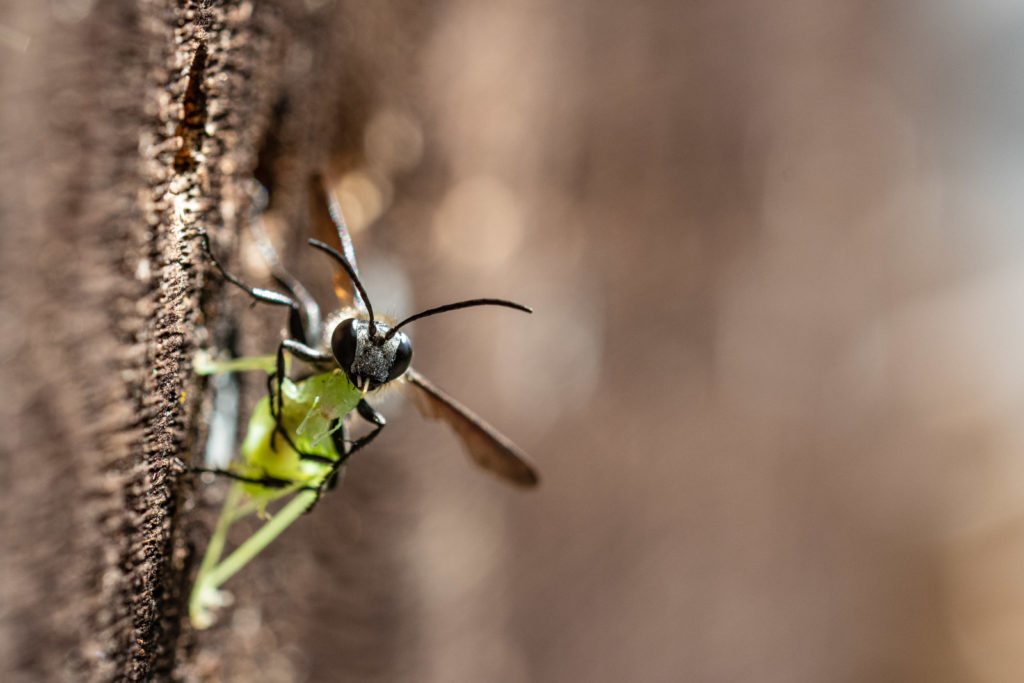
[{"xmin": 189, "ymin": 183, "xmax": 539, "ymax": 628}]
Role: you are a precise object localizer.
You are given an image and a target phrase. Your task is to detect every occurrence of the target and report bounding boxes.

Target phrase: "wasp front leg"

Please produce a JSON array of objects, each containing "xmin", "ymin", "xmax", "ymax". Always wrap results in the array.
[
  {"xmin": 304, "ymin": 399, "xmax": 387, "ymax": 512},
  {"xmin": 264, "ymin": 339, "xmax": 334, "ymax": 460},
  {"xmin": 189, "ymin": 466, "xmax": 295, "ymax": 490}
]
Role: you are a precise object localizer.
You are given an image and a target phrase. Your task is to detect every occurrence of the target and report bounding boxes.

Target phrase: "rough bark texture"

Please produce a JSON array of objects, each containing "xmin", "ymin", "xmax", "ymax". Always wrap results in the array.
[{"xmin": 0, "ymin": 2, "xmax": 413, "ymax": 680}]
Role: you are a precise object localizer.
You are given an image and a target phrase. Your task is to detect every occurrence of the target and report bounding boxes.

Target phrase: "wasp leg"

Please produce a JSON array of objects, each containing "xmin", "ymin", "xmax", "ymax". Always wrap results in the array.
[
  {"xmin": 198, "ymin": 230, "xmax": 308, "ymax": 345},
  {"xmin": 325, "ymin": 419, "xmax": 347, "ymax": 491},
  {"xmin": 261, "ymin": 363, "xmax": 332, "ymax": 466},
  {"xmin": 245, "ymin": 184, "xmax": 323, "ymax": 344},
  {"xmin": 189, "ymin": 466, "xmax": 294, "ymax": 490},
  {"xmin": 340, "ymin": 400, "xmax": 388, "ymax": 467},
  {"xmin": 304, "ymin": 400, "xmax": 386, "ymax": 512},
  {"xmin": 282, "ymin": 338, "xmax": 333, "ymax": 363},
  {"xmin": 355, "ymin": 398, "xmax": 387, "ymax": 431},
  {"xmin": 276, "ymin": 338, "xmax": 332, "ymax": 437},
  {"xmin": 265, "ymin": 339, "xmax": 334, "ymax": 454}
]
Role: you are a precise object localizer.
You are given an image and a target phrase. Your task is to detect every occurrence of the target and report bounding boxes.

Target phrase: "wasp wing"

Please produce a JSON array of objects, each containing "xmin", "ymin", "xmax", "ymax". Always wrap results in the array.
[
  {"xmin": 403, "ymin": 368, "xmax": 539, "ymax": 487},
  {"xmin": 310, "ymin": 173, "xmax": 367, "ymax": 314}
]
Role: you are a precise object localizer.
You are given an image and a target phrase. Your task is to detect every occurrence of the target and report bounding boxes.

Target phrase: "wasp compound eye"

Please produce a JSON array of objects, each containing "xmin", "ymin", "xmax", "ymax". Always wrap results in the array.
[
  {"xmin": 331, "ymin": 317, "xmax": 359, "ymax": 378},
  {"xmin": 387, "ymin": 332, "xmax": 413, "ymax": 382}
]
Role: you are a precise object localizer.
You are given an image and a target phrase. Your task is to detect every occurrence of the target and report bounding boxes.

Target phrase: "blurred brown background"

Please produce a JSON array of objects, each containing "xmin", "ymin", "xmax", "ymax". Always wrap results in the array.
[{"xmin": 4, "ymin": 0, "xmax": 1024, "ymax": 681}]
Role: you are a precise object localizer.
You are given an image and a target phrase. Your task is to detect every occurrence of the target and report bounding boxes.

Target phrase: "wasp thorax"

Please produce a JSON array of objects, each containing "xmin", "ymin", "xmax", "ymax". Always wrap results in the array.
[{"xmin": 331, "ymin": 318, "xmax": 412, "ymax": 390}]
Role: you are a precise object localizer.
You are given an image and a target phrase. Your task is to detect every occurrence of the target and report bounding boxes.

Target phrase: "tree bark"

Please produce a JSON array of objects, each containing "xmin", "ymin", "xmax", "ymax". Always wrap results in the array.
[{"xmin": 0, "ymin": 2, "xmax": 412, "ymax": 680}]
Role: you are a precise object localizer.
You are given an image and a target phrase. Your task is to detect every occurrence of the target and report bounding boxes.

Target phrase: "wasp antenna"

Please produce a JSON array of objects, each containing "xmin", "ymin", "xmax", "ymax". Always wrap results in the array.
[
  {"xmin": 307, "ymin": 239, "xmax": 377, "ymax": 336},
  {"xmin": 385, "ymin": 298, "xmax": 532, "ymax": 340}
]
